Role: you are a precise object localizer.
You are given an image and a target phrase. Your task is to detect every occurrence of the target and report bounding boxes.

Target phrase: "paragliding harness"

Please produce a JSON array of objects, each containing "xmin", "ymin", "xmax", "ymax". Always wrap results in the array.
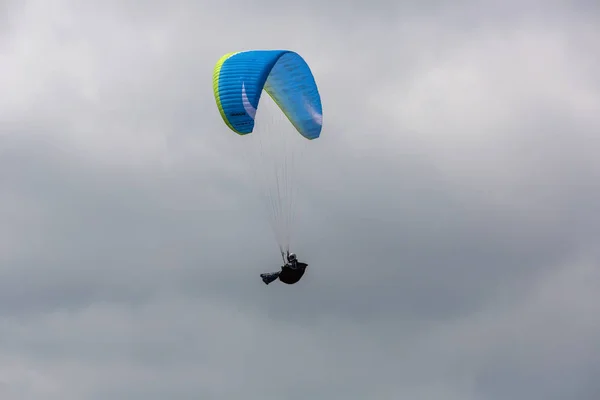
[{"xmin": 260, "ymin": 251, "xmax": 306, "ymax": 285}]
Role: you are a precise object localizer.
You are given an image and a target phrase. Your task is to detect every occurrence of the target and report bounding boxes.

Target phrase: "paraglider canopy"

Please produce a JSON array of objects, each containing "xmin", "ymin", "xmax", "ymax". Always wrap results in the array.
[{"xmin": 213, "ymin": 50, "xmax": 323, "ymax": 139}]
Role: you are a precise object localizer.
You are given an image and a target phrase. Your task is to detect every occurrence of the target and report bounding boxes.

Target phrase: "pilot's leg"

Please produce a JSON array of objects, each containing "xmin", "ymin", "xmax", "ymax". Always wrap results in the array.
[{"xmin": 260, "ymin": 272, "xmax": 280, "ymax": 285}]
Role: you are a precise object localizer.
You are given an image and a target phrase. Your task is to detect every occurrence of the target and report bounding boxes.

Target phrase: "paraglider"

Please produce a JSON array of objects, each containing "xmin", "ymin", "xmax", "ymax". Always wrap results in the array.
[
  {"xmin": 212, "ymin": 49, "xmax": 322, "ymax": 285},
  {"xmin": 260, "ymin": 252, "xmax": 308, "ymax": 285}
]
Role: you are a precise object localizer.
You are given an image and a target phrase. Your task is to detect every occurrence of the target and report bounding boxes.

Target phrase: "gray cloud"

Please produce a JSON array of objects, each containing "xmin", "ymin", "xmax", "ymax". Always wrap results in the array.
[{"xmin": 1, "ymin": 0, "xmax": 599, "ymax": 399}]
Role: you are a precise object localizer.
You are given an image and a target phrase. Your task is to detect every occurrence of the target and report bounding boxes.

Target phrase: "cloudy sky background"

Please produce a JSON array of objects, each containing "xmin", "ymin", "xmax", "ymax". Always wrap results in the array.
[{"xmin": 1, "ymin": 0, "xmax": 599, "ymax": 398}]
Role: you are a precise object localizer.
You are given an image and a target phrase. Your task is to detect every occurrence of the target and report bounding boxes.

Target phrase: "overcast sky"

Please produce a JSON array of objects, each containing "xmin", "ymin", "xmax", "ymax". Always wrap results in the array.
[{"xmin": 1, "ymin": 0, "xmax": 599, "ymax": 399}]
